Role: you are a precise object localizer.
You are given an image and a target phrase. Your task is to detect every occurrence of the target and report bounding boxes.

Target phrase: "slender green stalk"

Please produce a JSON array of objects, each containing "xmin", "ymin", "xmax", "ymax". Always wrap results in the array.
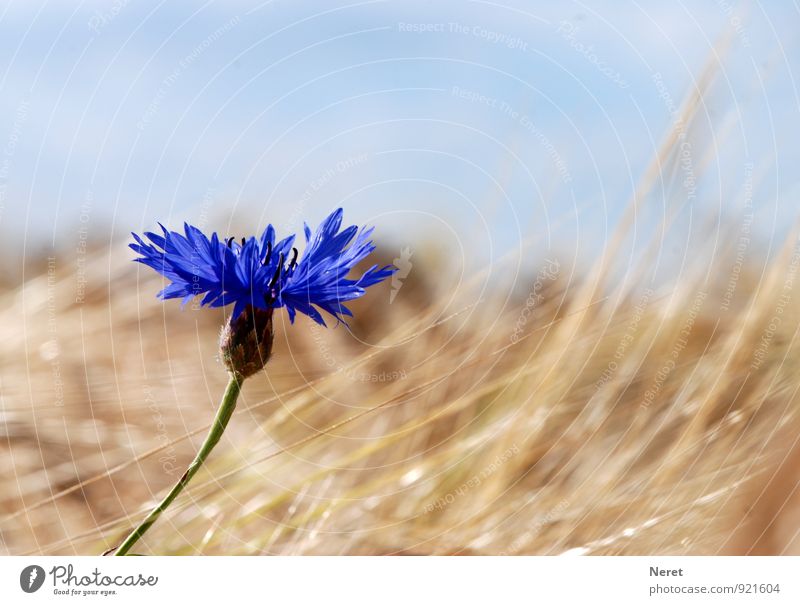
[{"xmin": 113, "ymin": 374, "xmax": 242, "ymax": 555}]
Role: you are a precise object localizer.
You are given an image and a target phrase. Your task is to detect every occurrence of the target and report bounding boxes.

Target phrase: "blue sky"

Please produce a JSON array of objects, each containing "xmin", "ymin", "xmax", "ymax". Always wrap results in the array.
[{"xmin": 1, "ymin": 0, "xmax": 798, "ymax": 275}]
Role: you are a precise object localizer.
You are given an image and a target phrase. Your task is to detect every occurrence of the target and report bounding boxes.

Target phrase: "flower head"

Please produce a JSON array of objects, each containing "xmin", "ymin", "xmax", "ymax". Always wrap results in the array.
[{"xmin": 130, "ymin": 208, "xmax": 396, "ymax": 327}]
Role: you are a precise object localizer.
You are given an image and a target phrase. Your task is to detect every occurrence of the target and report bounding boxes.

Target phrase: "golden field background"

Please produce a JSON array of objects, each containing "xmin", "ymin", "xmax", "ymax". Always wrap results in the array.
[{"xmin": 1, "ymin": 212, "xmax": 799, "ymax": 555}]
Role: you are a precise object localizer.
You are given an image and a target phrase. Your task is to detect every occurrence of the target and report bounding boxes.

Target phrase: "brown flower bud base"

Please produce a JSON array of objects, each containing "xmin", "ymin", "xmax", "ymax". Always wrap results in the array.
[{"xmin": 219, "ymin": 305, "xmax": 274, "ymax": 379}]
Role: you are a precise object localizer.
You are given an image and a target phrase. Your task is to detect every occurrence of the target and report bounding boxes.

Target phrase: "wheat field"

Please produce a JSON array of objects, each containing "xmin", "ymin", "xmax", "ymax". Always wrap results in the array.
[
  {"xmin": 2, "ymin": 37, "xmax": 799, "ymax": 556},
  {"xmin": 1, "ymin": 205, "xmax": 799, "ymax": 555}
]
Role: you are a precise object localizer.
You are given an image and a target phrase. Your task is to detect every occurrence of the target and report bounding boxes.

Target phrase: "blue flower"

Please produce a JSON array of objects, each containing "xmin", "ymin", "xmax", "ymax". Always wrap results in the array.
[{"xmin": 130, "ymin": 208, "xmax": 396, "ymax": 326}]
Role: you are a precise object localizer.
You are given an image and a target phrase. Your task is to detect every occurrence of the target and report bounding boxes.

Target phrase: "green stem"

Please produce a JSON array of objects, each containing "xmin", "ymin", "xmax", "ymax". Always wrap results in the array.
[{"xmin": 113, "ymin": 374, "xmax": 242, "ymax": 556}]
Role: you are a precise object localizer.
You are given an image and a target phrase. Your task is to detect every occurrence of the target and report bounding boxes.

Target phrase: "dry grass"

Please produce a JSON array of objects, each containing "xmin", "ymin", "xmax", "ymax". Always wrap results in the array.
[
  {"xmin": 1, "ymin": 215, "xmax": 799, "ymax": 555},
  {"xmin": 2, "ymin": 42, "xmax": 799, "ymax": 555}
]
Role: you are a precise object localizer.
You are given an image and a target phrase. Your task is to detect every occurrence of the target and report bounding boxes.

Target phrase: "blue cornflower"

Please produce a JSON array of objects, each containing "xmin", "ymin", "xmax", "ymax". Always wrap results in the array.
[
  {"xmin": 114, "ymin": 209, "xmax": 397, "ymax": 556},
  {"xmin": 130, "ymin": 208, "xmax": 396, "ymax": 326}
]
